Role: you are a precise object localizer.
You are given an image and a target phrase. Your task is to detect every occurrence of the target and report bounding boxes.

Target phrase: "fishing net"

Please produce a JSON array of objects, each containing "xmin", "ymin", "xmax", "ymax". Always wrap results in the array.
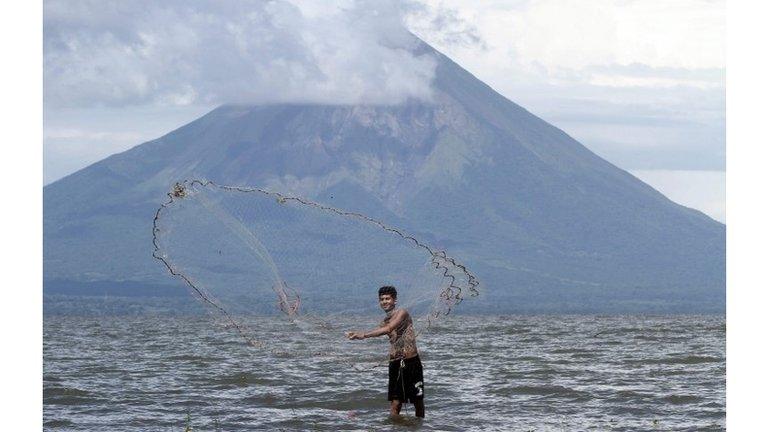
[{"xmin": 152, "ymin": 180, "xmax": 478, "ymax": 369}]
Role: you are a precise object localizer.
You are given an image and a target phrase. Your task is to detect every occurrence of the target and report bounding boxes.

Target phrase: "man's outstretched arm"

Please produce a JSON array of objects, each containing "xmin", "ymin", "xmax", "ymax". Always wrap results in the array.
[{"xmin": 347, "ymin": 310, "xmax": 406, "ymax": 340}]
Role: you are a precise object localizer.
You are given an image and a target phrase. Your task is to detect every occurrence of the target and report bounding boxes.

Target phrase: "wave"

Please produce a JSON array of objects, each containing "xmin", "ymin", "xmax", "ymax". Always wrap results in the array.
[
  {"xmin": 43, "ymin": 386, "xmax": 104, "ymax": 406},
  {"xmin": 661, "ymin": 394, "xmax": 704, "ymax": 404},
  {"xmin": 493, "ymin": 385, "xmax": 592, "ymax": 400},
  {"xmin": 206, "ymin": 371, "xmax": 276, "ymax": 388},
  {"xmin": 624, "ymin": 355, "xmax": 721, "ymax": 365}
]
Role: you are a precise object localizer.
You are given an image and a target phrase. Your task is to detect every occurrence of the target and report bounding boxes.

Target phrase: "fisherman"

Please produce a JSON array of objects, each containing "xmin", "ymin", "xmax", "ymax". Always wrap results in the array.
[{"xmin": 347, "ymin": 285, "xmax": 425, "ymax": 418}]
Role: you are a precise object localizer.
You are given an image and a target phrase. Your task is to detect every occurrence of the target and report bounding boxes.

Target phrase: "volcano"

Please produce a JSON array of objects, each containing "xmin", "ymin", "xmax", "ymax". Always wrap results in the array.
[{"xmin": 44, "ymin": 42, "xmax": 725, "ymax": 313}]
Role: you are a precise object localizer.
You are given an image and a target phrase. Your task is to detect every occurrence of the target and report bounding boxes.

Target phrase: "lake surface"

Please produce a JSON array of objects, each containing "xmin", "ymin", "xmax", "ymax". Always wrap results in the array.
[{"xmin": 43, "ymin": 315, "xmax": 725, "ymax": 431}]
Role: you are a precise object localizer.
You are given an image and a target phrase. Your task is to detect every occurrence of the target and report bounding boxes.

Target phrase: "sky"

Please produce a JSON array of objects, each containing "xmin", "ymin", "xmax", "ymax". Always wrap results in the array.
[
  {"xmin": 43, "ymin": 0, "xmax": 725, "ymax": 222},
  {"xmin": 15, "ymin": 3, "xmax": 768, "ymax": 427}
]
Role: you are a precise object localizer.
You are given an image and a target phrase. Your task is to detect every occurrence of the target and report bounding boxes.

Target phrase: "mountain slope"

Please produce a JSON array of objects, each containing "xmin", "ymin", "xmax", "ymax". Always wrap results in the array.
[{"xmin": 44, "ymin": 42, "xmax": 725, "ymax": 313}]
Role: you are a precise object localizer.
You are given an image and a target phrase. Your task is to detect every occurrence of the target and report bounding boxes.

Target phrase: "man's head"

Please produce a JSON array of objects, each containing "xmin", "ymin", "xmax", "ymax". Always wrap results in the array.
[{"xmin": 378, "ymin": 285, "xmax": 398, "ymax": 312}]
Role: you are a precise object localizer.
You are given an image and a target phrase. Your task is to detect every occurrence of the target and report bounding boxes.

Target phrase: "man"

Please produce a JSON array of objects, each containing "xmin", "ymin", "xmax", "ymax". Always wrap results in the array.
[{"xmin": 347, "ymin": 285, "xmax": 425, "ymax": 418}]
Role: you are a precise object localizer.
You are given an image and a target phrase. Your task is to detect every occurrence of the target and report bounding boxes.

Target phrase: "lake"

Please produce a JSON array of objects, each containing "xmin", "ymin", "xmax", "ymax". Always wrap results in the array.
[{"xmin": 43, "ymin": 314, "xmax": 725, "ymax": 431}]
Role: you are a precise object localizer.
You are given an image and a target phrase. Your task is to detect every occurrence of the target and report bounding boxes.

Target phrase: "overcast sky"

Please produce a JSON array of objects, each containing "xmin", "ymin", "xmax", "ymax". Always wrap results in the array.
[{"xmin": 43, "ymin": 0, "xmax": 725, "ymax": 222}]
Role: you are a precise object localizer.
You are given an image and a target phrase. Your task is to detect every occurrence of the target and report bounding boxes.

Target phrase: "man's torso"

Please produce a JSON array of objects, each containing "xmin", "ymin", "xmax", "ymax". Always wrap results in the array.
[{"xmin": 382, "ymin": 309, "xmax": 418, "ymax": 360}]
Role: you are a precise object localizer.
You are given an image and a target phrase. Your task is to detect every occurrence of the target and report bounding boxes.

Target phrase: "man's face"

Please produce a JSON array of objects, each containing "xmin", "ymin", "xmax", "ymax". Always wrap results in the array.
[{"xmin": 379, "ymin": 294, "xmax": 396, "ymax": 312}]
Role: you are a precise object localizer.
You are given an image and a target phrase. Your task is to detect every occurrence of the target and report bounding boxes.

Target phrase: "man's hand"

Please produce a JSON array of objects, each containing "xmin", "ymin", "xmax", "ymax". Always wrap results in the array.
[{"xmin": 346, "ymin": 331, "xmax": 365, "ymax": 340}]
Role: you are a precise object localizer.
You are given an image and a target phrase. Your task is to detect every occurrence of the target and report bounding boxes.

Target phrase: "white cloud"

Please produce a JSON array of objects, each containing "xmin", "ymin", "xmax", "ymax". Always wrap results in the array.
[
  {"xmin": 43, "ymin": 0, "xmax": 726, "ymax": 183},
  {"xmin": 611, "ymin": 0, "xmax": 725, "ymax": 70},
  {"xmin": 507, "ymin": 0, "xmax": 726, "ymax": 73},
  {"xmin": 412, "ymin": 0, "xmax": 725, "ymax": 88},
  {"xmin": 408, "ymin": 0, "xmax": 725, "ymax": 172},
  {"xmin": 588, "ymin": 74, "xmax": 722, "ymax": 90},
  {"xmin": 44, "ymin": 128, "xmax": 143, "ymax": 141},
  {"xmin": 44, "ymin": 0, "xmax": 437, "ymax": 108}
]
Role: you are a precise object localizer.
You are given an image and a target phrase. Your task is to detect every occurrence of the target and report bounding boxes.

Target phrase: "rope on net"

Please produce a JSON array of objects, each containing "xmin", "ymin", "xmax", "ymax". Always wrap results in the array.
[{"xmin": 151, "ymin": 179, "xmax": 480, "ymax": 368}]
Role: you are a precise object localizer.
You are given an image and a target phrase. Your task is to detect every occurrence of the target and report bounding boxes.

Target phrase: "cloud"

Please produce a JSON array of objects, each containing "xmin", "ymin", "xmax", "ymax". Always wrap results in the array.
[
  {"xmin": 408, "ymin": 0, "xmax": 725, "ymax": 172},
  {"xmin": 44, "ymin": 128, "xmax": 143, "ymax": 141},
  {"xmin": 414, "ymin": 0, "xmax": 725, "ymax": 88},
  {"xmin": 501, "ymin": 0, "xmax": 725, "ymax": 74},
  {"xmin": 43, "ymin": 0, "xmax": 726, "ymax": 185},
  {"xmin": 583, "ymin": 63, "xmax": 724, "ymax": 90},
  {"xmin": 405, "ymin": 1, "xmax": 486, "ymax": 49},
  {"xmin": 44, "ymin": 0, "xmax": 438, "ymax": 108}
]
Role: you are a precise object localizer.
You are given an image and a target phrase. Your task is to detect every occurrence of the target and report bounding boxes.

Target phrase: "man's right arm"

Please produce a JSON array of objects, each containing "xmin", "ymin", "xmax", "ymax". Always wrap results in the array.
[{"xmin": 346, "ymin": 310, "xmax": 406, "ymax": 340}]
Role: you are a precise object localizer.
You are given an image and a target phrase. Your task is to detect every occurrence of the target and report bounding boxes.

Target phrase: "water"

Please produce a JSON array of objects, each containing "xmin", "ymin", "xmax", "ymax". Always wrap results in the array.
[{"xmin": 43, "ymin": 315, "xmax": 725, "ymax": 431}]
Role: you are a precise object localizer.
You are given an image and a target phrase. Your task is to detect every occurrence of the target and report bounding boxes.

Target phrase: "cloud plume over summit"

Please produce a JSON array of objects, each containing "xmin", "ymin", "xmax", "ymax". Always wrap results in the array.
[{"xmin": 44, "ymin": 0, "xmax": 437, "ymax": 108}]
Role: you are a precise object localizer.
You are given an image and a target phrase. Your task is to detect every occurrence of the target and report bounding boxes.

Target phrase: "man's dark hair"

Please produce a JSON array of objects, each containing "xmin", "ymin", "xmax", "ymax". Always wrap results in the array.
[{"xmin": 378, "ymin": 285, "xmax": 397, "ymax": 299}]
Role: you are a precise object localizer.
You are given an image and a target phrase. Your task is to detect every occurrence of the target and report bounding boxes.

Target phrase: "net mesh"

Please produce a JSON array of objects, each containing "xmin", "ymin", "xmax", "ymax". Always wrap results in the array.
[{"xmin": 152, "ymin": 180, "xmax": 479, "ymax": 368}]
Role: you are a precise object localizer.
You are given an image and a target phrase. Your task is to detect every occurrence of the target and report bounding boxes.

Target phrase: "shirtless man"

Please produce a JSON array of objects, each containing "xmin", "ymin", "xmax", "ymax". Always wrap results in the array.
[{"xmin": 347, "ymin": 285, "xmax": 425, "ymax": 418}]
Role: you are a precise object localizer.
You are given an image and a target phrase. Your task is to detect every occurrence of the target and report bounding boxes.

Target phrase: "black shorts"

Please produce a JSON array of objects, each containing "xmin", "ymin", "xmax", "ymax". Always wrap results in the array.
[{"xmin": 388, "ymin": 356, "xmax": 424, "ymax": 403}]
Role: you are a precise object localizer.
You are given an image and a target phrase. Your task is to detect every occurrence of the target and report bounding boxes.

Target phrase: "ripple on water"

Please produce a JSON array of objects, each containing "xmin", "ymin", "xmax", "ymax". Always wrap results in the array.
[
  {"xmin": 492, "ymin": 384, "xmax": 593, "ymax": 400},
  {"xmin": 43, "ymin": 315, "xmax": 725, "ymax": 431},
  {"xmin": 43, "ymin": 418, "xmax": 75, "ymax": 428},
  {"xmin": 202, "ymin": 371, "xmax": 277, "ymax": 389},
  {"xmin": 625, "ymin": 355, "xmax": 721, "ymax": 366},
  {"xmin": 661, "ymin": 394, "xmax": 704, "ymax": 405},
  {"xmin": 44, "ymin": 386, "xmax": 106, "ymax": 406}
]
